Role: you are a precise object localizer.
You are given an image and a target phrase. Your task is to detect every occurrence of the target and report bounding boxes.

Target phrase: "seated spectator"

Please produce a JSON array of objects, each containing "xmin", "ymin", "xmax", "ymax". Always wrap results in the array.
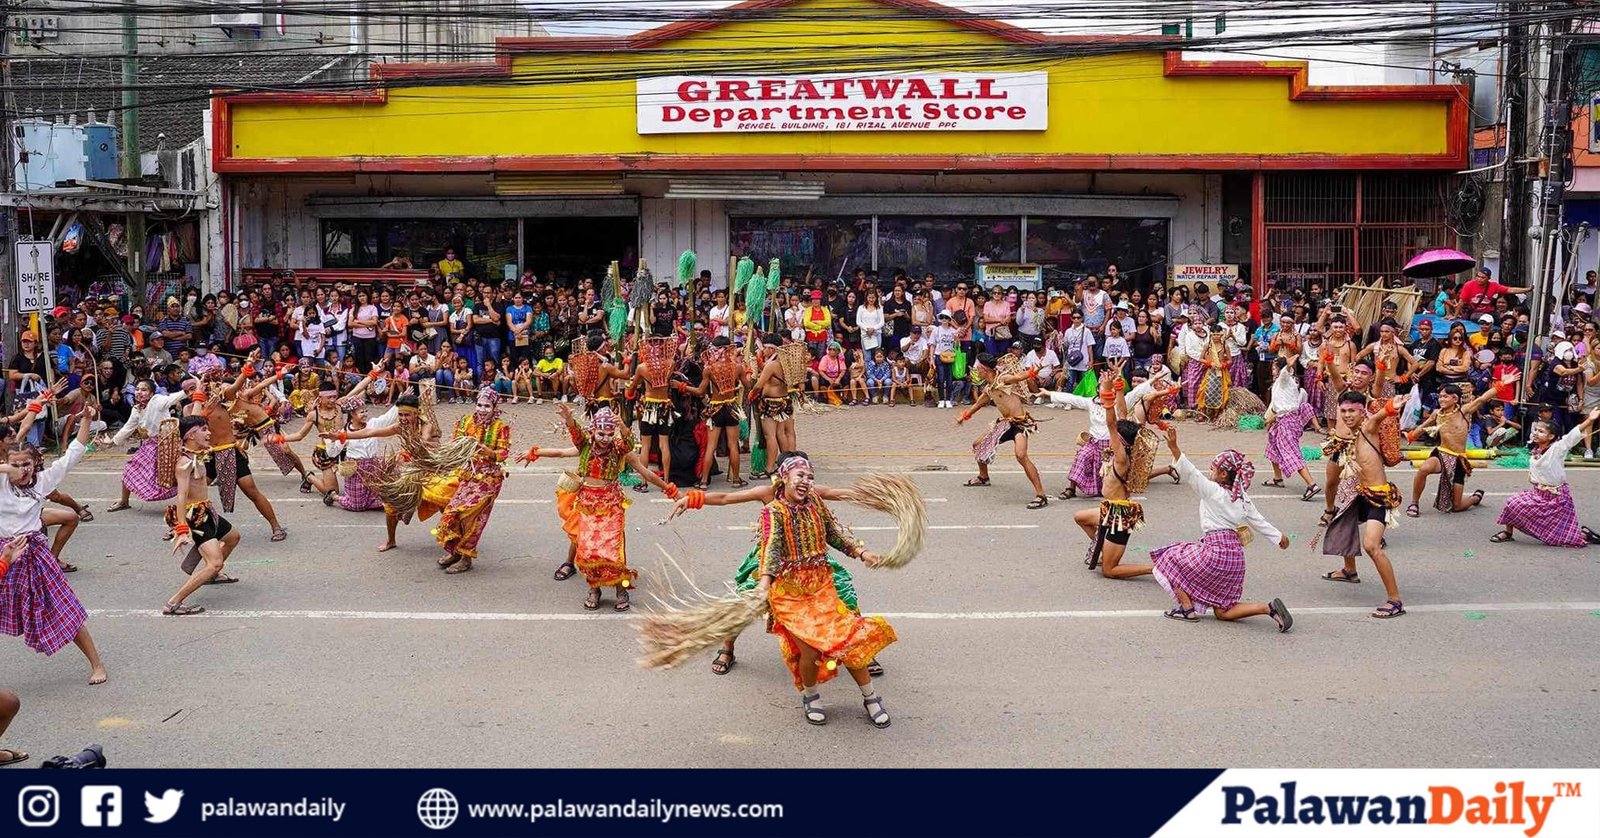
[
  {"xmin": 1022, "ymin": 337, "xmax": 1061, "ymax": 394},
  {"xmin": 534, "ymin": 344, "xmax": 567, "ymax": 401},
  {"xmin": 866, "ymin": 349, "xmax": 892, "ymax": 404},
  {"xmin": 810, "ymin": 342, "xmax": 847, "ymax": 405}
]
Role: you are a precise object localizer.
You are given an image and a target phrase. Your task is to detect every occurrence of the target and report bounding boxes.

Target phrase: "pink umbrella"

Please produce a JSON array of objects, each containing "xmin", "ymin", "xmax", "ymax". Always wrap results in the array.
[{"xmin": 1402, "ymin": 248, "xmax": 1475, "ymax": 279}]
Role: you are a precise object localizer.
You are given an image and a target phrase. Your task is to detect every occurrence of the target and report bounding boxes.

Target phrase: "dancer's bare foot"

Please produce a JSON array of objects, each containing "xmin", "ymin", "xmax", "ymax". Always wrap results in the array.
[
  {"xmin": 376, "ymin": 541, "xmax": 397, "ymax": 553},
  {"xmin": 88, "ymin": 666, "xmax": 107, "ymax": 686}
]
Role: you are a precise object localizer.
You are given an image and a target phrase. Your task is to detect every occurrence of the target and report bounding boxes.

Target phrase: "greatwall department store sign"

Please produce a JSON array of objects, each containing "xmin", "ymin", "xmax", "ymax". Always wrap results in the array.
[{"xmin": 636, "ymin": 72, "xmax": 1049, "ymax": 134}]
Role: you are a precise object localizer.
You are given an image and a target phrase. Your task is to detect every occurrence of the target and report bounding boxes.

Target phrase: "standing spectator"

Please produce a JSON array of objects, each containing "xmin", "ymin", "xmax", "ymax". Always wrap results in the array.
[
  {"xmin": 708, "ymin": 289, "xmax": 731, "ymax": 339},
  {"xmin": 436, "ymin": 248, "xmax": 465, "ymax": 284},
  {"xmin": 324, "ymin": 289, "xmax": 350, "ymax": 363},
  {"xmin": 157, "ymin": 299, "xmax": 193, "ymax": 355},
  {"xmin": 884, "ymin": 284, "xmax": 913, "ymax": 347},
  {"xmin": 1078, "ymin": 276, "xmax": 1111, "ymax": 355},
  {"xmin": 289, "ymin": 289, "xmax": 319, "ymax": 359},
  {"xmin": 192, "ymin": 295, "xmax": 217, "ymax": 347},
  {"xmin": 833, "ymin": 289, "xmax": 861, "ymax": 350},
  {"xmin": 857, "ymin": 288, "xmax": 886, "ymax": 355},
  {"xmin": 1460, "ymin": 267, "xmax": 1530, "ymax": 317},
  {"xmin": 106, "ymin": 314, "xmax": 136, "ymax": 363},
  {"xmin": 944, "ymin": 282, "xmax": 976, "ymax": 357},
  {"xmin": 929, "ymin": 312, "xmax": 960, "ymax": 408},
  {"xmin": 1059, "ymin": 310, "xmax": 1094, "ymax": 390},
  {"xmin": 982, "ymin": 290, "xmax": 1014, "ymax": 354},
  {"xmin": 350, "ymin": 289, "xmax": 380, "ymax": 369},
  {"xmin": 800, "ymin": 290, "xmax": 833, "ymax": 357},
  {"xmin": 506, "ymin": 291, "xmax": 533, "ymax": 368},
  {"xmin": 910, "ymin": 289, "xmax": 935, "ymax": 334},
  {"xmin": 383, "ymin": 304, "xmax": 409, "ymax": 359},
  {"xmin": 449, "ymin": 294, "xmax": 477, "ymax": 373},
  {"xmin": 1015, "ymin": 291, "xmax": 1044, "ymax": 346},
  {"xmin": 251, "ymin": 290, "xmax": 281, "ymax": 358}
]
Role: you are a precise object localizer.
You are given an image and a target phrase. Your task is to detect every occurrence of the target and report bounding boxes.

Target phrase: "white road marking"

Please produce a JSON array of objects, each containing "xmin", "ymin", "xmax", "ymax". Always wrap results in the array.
[
  {"xmin": 720, "ymin": 523, "xmax": 1039, "ymax": 531},
  {"xmin": 85, "ymin": 601, "xmax": 1600, "ymax": 622}
]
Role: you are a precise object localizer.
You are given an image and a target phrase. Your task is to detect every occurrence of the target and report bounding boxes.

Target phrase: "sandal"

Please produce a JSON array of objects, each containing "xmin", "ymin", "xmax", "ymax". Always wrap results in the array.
[
  {"xmin": 1163, "ymin": 607, "xmax": 1198, "ymax": 622},
  {"xmin": 1319, "ymin": 509, "xmax": 1335, "ymax": 527},
  {"xmin": 553, "ymin": 561, "xmax": 577, "ymax": 581},
  {"xmin": 1489, "ymin": 531, "xmax": 1513, "ymax": 543},
  {"xmin": 1371, "ymin": 599, "xmax": 1406, "ymax": 619},
  {"xmin": 205, "ymin": 573, "xmax": 239, "ymax": 585},
  {"xmin": 58, "ymin": 562, "xmax": 77, "ymax": 573},
  {"xmin": 76, "ymin": 509, "xmax": 94, "ymax": 523},
  {"xmin": 863, "ymin": 695, "xmax": 891, "ymax": 729},
  {"xmin": 614, "ymin": 589, "xmax": 631, "ymax": 612},
  {"xmin": 270, "ymin": 528, "xmax": 287, "ymax": 542},
  {"xmin": 1470, "ymin": 489, "xmax": 1486, "ymax": 506},
  {"xmin": 437, "ymin": 553, "xmax": 461, "ymax": 570},
  {"xmin": 711, "ymin": 649, "xmax": 736, "ymax": 675},
  {"xmin": 1405, "ymin": 503, "xmax": 1420, "ymax": 518},
  {"xmin": 1057, "ymin": 486, "xmax": 1077, "ymax": 501},
  {"xmin": 1301, "ymin": 485, "xmax": 1321, "ymax": 502},
  {"xmin": 728, "ymin": 478, "xmax": 748, "ymax": 488},
  {"xmin": 299, "ymin": 477, "xmax": 313, "ymax": 493},
  {"xmin": 1582, "ymin": 526, "xmax": 1600, "ymax": 546},
  {"xmin": 962, "ymin": 477, "xmax": 991, "ymax": 487},
  {"xmin": 0, "ymin": 748, "xmax": 28, "ymax": 767},
  {"xmin": 583, "ymin": 588, "xmax": 602, "ymax": 610},
  {"xmin": 322, "ymin": 491, "xmax": 336, "ymax": 507},
  {"xmin": 162, "ymin": 602, "xmax": 205, "ymax": 616},
  {"xmin": 1170, "ymin": 470, "xmax": 1181, "ymax": 485},
  {"xmin": 1269, "ymin": 598, "xmax": 1293, "ymax": 633},
  {"xmin": 632, "ymin": 483, "xmax": 650, "ymax": 493},
  {"xmin": 1026, "ymin": 495, "xmax": 1049, "ymax": 510},
  {"xmin": 1321, "ymin": 568, "xmax": 1361, "ymax": 584},
  {"xmin": 802, "ymin": 692, "xmax": 826, "ymax": 726},
  {"xmin": 867, "ymin": 659, "xmax": 885, "ymax": 678},
  {"xmin": 444, "ymin": 559, "xmax": 473, "ymax": 574},
  {"xmin": 106, "ymin": 501, "xmax": 130, "ymax": 512},
  {"xmin": 1262, "ymin": 479, "xmax": 1285, "ymax": 488}
]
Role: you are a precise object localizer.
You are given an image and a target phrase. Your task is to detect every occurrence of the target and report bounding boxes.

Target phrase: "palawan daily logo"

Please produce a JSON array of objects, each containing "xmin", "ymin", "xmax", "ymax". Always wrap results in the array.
[
  {"xmin": 1222, "ymin": 780, "xmax": 1578, "ymax": 836},
  {"xmin": 1151, "ymin": 770, "xmax": 1600, "ymax": 838}
]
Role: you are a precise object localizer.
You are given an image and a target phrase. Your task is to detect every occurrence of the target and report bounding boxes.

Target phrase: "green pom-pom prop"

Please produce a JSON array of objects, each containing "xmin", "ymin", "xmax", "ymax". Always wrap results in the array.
[
  {"xmin": 732, "ymin": 256, "xmax": 755, "ymax": 298},
  {"xmin": 1300, "ymin": 445, "xmax": 1323, "ymax": 462},
  {"xmin": 1237, "ymin": 415, "xmax": 1265, "ymax": 431},
  {"xmin": 677, "ymin": 250, "xmax": 697, "ymax": 285}
]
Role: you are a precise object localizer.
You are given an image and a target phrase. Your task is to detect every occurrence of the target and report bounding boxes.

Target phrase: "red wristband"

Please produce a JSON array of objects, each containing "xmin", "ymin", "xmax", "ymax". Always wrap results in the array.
[
  {"xmin": 25, "ymin": 402, "xmax": 42, "ymax": 414},
  {"xmin": 525, "ymin": 446, "xmax": 540, "ymax": 463}
]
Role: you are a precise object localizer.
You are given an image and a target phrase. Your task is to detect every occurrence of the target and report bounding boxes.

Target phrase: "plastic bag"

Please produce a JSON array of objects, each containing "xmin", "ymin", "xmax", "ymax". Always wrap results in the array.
[
  {"xmin": 1072, "ymin": 368, "xmax": 1099, "ymax": 398},
  {"xmin": 1399, "ymin": 386, "xmax": 1424, "ymax": 431},
  {"xmin": 952, "ymin": 347, "xmax": 968, "ymax": 380}
]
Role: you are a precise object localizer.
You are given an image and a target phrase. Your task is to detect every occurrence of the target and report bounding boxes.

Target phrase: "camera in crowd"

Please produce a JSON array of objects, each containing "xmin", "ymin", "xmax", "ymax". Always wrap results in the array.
[{"xmin": 40, "ymin": 743, "xmax": 107, "ymax": 769}]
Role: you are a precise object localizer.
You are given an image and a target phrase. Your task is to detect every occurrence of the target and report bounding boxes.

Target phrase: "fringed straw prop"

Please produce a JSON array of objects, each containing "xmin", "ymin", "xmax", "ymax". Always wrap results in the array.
[
  {"xmin": 844, "ymin": 474, "xmax": 927, "ymax": 569},
  {"xmin": 1217, "ymin": 388, "xmax": 1266, "ymax": 428},
  {"xmin": 636, "ymin": 546, "xmax": 769, "ymax": 671}
]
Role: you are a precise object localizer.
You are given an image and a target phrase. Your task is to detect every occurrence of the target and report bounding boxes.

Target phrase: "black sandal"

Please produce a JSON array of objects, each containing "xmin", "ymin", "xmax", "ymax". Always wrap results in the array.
[
  {"xmin": 1321, "ymin": 568, "xmax": 1360, "ymax": 583},
  {"xmin": 1057, "ymin": 486, "xmax": 1077, "ymax": 500},
  {"xmin": 1489, "ymin": 531, "xmax": 1512, "ymax": 543},
  {"xmin": 1301, "ymin": 484, "xmax": 1321, "ymax": 502},
  {"xmin": 1582, "ymin": 526, "xmax": 1600, "ymax": 546},
  {"xmin": 553, "ymin": 561, "xmax": 577, "ymax": 581},
  {"xmin": 711, "ymin": 649, "xmax": 735, "ymax": 675},
  {"xmin": 867, "ymin": 659, "xmax": 885, "ymax": 677},
  {"xmin": 583, "ymin": 588, "xmax": 602, "ymax": 610},
  {"xmin": 963, "ymin": 477, "xmax": 991, "ymax": 487},
  {"xmin": 1262, "ymin": 479, "xmax": 1285, "ymax": 488},
  {"xmin": 1026, "ymin": 495, "xmax": 1048, "ymax": 510}
]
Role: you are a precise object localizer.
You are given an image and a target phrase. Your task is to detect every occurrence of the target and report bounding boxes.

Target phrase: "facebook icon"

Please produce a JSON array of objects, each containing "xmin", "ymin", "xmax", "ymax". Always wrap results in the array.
[{"xmin": 80, "ymin": 786, "xmax": 122, "ymax": 828}]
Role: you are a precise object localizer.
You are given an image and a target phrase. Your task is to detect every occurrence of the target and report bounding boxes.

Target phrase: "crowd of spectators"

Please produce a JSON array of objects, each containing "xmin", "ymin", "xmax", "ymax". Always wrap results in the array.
[{"xmin": 9, "ymin": 255, "xmax": 1597, "ymax": 453}]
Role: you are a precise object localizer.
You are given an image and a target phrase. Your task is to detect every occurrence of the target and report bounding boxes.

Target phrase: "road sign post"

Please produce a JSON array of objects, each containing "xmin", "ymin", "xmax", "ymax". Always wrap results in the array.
[{"xmin": 15, "ymin": 239, "xmax": 55, "ymax": 313}]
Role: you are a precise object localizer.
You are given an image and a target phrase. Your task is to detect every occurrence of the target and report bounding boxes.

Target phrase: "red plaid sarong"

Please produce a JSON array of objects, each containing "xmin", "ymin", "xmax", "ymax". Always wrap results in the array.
[
  {"xmin": 1229, "ymin": 353, "xmax": 1251, "ymax": 391},
  {"xmin": 122, "ymin": 438, "xmax": 178, "ymax": 502},
  {"xmin": 1150, "ymin": 528, "xmax": 1247, "ymax": 614},
  {"xmin": 1068, "ymin": 437, "xmax": 1110, "ymax": 497},
  {"xmin": 1265, "ymin": 403, "xmax": 1317, "ymax": 474},
  {"xmin": 0, "ymin": 532, "xmax": 88, "ymax": 655},
  {"xmin": 337, "ymin": 457, "xmax": 385, "ymax": 512},
  {"xmin": 1498, "ymin": 484, "xmax": 1585, "ymax": 547}
]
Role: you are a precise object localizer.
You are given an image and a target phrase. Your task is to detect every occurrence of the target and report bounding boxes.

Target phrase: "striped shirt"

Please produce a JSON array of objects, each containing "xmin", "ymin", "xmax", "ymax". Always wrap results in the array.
[{"xmin": 157, "ymin": 317, "xmax": 192, "ymax": 353}]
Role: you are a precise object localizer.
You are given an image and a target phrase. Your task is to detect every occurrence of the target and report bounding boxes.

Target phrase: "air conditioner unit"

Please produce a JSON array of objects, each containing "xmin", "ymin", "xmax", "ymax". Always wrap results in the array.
[{"xmin": 211, "ymin": 13, "xmax": 264, "ymax": 28}]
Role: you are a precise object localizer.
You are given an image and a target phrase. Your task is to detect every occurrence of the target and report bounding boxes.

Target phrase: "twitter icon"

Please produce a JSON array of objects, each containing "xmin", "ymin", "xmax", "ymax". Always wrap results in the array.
[{"xmin": 144, "ymin": 790, "xmax": 183, "ymax": 824}]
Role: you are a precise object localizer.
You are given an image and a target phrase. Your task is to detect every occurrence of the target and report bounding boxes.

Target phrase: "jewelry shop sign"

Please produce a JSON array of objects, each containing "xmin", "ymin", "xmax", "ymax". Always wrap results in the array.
[{"xmin": 637, "ymin": 72, "xmax": 1049, "ymax": 134}]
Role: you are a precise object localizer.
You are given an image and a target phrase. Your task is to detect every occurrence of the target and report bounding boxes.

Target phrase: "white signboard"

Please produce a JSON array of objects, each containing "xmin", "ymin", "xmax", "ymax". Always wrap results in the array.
[
  {"xmin": 976, "ymin": 263, "xmax": 1043, "ymax": 290},
  {"xmin": 14, "ymin": 240, "xmax": 55, "ymax": 312},
  {"xmin": 1169, "ymin": 263, "xmax": 1240, "ymax": 287},
  {"xmin": 637, "ymin": 72, "xmax": 1049, "ymax": 134}
]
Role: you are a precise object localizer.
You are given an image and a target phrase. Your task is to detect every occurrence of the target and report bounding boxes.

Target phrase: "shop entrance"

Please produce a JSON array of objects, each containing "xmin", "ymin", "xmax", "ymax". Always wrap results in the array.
[{"xmin": 523, "ymin": 217, "xmax": 639, "ymax": 286}]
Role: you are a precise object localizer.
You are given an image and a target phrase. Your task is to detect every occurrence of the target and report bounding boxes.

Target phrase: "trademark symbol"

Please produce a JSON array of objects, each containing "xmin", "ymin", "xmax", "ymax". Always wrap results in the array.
[{"xmin": 1555, "ymin": 782, "xmax": 1582, "ymax": 798}]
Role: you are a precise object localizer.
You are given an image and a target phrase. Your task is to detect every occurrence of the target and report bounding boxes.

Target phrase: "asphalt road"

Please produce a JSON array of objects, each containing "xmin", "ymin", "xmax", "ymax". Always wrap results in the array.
[{"xmin": 3, "ymin": 403, "xmax": 1598, "ymax": 768}]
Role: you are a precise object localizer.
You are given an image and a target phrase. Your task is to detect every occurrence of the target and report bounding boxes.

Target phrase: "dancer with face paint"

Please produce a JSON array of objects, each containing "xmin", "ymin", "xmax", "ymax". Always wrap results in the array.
[
  {"xmin": 0, "ymin": 402, "xmax": 107, "ymax": 683},
  {"xmin": 664, "ymin": 453, "xmax": 883, "ymax": 678},
  {"xmin": 1492, "ymin": 408, "xmax": 1600, "ymax": 546},
  {"xmin": 750, "ymin": 452, "xmax": 896, "ymax": 726},
  {"xmin": 3, "ymin": 384, "xmax": 89, "ymax": 571},
  {"xmin": 281, "ymin": 378, "xmax": 348, "ymax": 504},
  {"xmin": 522, "ymin": 403, "xmax": 675, "ymax": 610},
  {"xmin": 958, "ymin": 352, "xmax": 1047, "ymax": 508},
  {"xmin": 1406, "ymin": 381, "xmax": 1509, "ymax": 516},
  {"xmin": 1147, "ymin": 426, "xmax": 1293, "ymax": 631},
  {"xmin": 430, "ymin": 388, "xmax": 513, "ymax": 574}
]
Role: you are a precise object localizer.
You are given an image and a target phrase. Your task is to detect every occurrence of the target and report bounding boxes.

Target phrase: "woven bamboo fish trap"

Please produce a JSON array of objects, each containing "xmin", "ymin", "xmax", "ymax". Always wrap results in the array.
[
  {"xmin": 641, "ymin": 337, "xmax": 679, "ymax": 388},
  {"xmin": 776, "ymin": 343, "xmax": 809, "ymax": 388}
]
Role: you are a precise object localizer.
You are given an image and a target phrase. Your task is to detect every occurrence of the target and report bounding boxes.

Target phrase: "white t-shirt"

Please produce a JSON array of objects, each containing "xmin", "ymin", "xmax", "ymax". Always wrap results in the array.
[
  {"xmin": 708, "ymin": 304, "xmax": 731, "ymax": 338},
  {"xmin": 901, "ymin": 334, "xmax": 930, "ymax": 365},
  {"xmin": 1024, "ymin": 348, "xmax": 1059, "ymax": 375},
  {"xmin": 857, "ymin": 305, "xmax": 885, "ymax": 351}
]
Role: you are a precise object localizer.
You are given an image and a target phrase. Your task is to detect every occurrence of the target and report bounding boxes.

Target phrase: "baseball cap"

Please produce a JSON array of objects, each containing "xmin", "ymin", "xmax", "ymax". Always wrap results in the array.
[
  {"xmin": 1575, "ymin": 302, "xmax": 1592, "ymax": 316},
  {"xmin": 1478, "ymin": 314, "xmax": 1494, "ymax": 324},
  {"xmin": 50, "ymin": 305, "xmax": 69, "ymax": 319}
]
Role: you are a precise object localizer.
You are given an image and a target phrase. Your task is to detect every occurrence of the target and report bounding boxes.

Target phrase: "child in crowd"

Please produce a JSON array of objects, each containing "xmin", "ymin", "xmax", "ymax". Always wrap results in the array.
[
  {"xmin": 889, "ymin": 356, "xmax": 912, "ymax": 405},
  {"xmin": 866, "ymin": 349, "xmax": 892, "ymax": 404},
  {"xmin": 846, "ymin": 348, "xmax": 869, "ymax": 405},
  {"xmin": 1483, "ymin": 400, "xmax": 1522, "ymax": 448},
  {"xmin": 512, "ymin": 359, "xmax": 535, "ymax": 403}
]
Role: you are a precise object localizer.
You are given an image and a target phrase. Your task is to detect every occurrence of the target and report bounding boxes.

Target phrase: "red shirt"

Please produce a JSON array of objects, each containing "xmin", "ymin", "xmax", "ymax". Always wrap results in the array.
[
  {"xmin": 1491, "ymin": 363, "xmax": 1519, "ymax": 402},
  {"xmin": 1460, "ymin": 279, "xmax": 1509, "ymax": 315}
]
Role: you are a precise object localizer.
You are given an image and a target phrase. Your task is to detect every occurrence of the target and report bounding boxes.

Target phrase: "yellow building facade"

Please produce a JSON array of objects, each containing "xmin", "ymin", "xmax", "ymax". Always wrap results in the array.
[{"xmin": 214, "ymin": 0, "xmax": 1469, "ymax": 290}]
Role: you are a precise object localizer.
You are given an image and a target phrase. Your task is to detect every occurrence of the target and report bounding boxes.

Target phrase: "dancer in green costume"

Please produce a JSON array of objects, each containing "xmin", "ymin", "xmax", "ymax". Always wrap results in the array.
[{"xmin": 666, "ymin": 451, "xmax": 882, "ymax": 678}]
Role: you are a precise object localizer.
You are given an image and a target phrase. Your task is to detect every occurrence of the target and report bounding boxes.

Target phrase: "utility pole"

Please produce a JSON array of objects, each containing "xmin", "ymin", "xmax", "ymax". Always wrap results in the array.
[
  {"xmin": 1526, "ymin": 4, "xmax": 1576, "ymax": 348},
  {"xmin": 121, "ymin": 9, "xmax": 145, "ymax": 301},
  {"xmin": 1500, "ymin": 0, "xmax": 1531, "ymax": 289},
  {"xmin": 1, "ymin": 1, "xmax": 18, "ymax": 349}
]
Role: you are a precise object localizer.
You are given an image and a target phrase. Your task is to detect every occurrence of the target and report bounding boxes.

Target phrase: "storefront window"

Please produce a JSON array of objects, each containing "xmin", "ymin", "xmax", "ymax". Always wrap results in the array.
[
  {"xmin": 875, "ymin": 216, "xmax": 1020, "ymax": 282},
  {"xmin": 730, "ymin": 217, "xmax": 872, "ymax": 281},
  {"xmin": 1025, "ymin": 217, "xmax": 1170, "ymax": 289},
  {"xmin": 320, "ymin": 218, "xmax": 517, "ymax": 280}
]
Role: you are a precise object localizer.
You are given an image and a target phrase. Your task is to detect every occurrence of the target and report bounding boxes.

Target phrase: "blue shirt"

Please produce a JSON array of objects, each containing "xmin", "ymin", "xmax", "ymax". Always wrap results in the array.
[
  {"xmin": 506, "ymin": 305, "xmax": 532, "ymax": 338},
  {"xmin": 157, "ymin": 317, "xmax": 191, "ymax": 353}
]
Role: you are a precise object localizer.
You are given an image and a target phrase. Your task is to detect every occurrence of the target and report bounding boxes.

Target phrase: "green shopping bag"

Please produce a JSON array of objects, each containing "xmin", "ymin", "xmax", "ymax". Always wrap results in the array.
[
  {"xmin": 952, "ymin": 347, "xmax": 968, "ymax": 380},
  {"xmin": 1072, "ymin": 368, "xmax": 1099, "ymax": 398}
]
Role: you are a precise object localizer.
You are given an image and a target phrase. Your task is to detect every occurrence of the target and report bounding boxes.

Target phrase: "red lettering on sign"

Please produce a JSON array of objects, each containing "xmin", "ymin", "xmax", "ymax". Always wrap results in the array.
[
  {"xmin": 716, "ymin": 80, "xmax": 753, "ymax": 101},
  {"xmin": 677, "ymin": 81, "xmax": 709, "ymax": 102}
]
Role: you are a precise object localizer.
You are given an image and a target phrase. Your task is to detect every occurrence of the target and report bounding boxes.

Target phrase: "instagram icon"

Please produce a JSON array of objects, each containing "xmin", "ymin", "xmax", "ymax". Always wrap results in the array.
[{"xmin": 17, "ymin": 786, "xmax": 59, "ymax": 827}]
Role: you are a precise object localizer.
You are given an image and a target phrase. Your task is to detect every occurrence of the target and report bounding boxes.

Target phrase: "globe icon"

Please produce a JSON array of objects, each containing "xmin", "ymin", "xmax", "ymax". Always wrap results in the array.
[{"xmin": 417, "ymin": 788, "xmax": 459, "ymax": 830}]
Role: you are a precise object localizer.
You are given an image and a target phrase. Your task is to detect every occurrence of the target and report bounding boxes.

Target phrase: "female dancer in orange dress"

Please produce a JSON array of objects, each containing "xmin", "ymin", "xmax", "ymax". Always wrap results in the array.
[{"xmin": 753, "ymin": 453, "xmax": 896, "ymax": 727}]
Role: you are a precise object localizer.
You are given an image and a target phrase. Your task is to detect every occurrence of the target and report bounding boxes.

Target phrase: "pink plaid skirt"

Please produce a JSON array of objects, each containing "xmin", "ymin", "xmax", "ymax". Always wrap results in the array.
[
  {"xmin": 1229, "ymin": 354, "xmax": 1251, "ymax": 391},
  {"xmin": 338, "ymin": 458, "xmax": 386, "ymax": 512},
  {"xmin": 122, "ymin": 438, "xmax": 177, "ymax": 502},
  {"xmin": 1498, "ymin": 484, "xmax": 1586, "ymax": 547},
  {"xmin": 0, "ymin": 532, "xmax": 88, "ymax": 655},
  {"xmin": 1266, "ymin": 403, "xmax": 1317, "ymax": 474},
  {"xmin": 1150, "ymin": 528, "xmax": 1247, "ymax": 614},
  {"xmin": 1302, "ymin": 365, "xmax": 1325, "ymax": 416},
  {"xmin": 1068, "ymin": 437, "xmax": 1110, "ymax": 496},
  {"xmin": 1180, "ymin": 358, "xmax": 1205, "ymax": 408}
]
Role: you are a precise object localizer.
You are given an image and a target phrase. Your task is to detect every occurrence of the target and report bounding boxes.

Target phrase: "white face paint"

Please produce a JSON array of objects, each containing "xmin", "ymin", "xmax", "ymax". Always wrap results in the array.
[
  {"xmin": 783, "ymin": 464, "xmax": 815, "ymax": 502},
  {"xmin": 6, "ymin": 452, "xmax": 37, "ymax": 487}
]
